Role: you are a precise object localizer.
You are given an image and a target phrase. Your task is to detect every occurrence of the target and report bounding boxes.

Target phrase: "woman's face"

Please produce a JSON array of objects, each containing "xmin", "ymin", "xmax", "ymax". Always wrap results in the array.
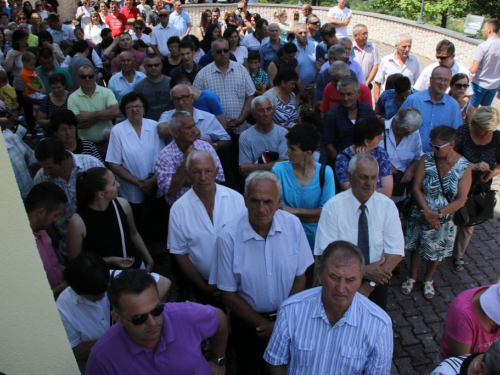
[
  {"xmin": 55, "ymin": 123, "xmax": 76, "ymax": 144},
  {"xmin": 91, "ymin": 14, "xmax": 99, "ymax": 23},
  {"xmin": 74, "ymin": 29, "xmax": 84, "ymax": 40},
  {"xmin": 228, "ymin": 31, "xmax": 238, "ymax": 47},
  {"xmin": 212, "ymin": 27, "xmax": 220, "ymax": 39},
  {"xmin": 125, "ymin": 98, "xmax": 145, "ymax": 122},
  {"xmin": 16, "ymin": 36, "xmax": 28, "ymax": 48},
  {"xmin": 451, "ymin": 77, "xmax": 469, "ymax": 98},
  {"xmin": 102, "ymin": 170, "xmax": 120, "ymax": 201},
  {"xmin": 365, "ymin": 134, "xmax": 384, "ymax": 152},
  {"xmin": 281, "ymin": 79, "xmax": 297, "ymax": 94},
  {"xmin": 50, "ymin": 82, "xmax": 66, "ymax": 97},
  {"xmin": 99, "ymin": 2, "xmax": 107, "ymax": 11},
  {"xmin": 205, "ymin": 11, "xmax": 211, "ymax": 22},
  {"xmin": 285, "ymin": 142, "xmax": 306, "ymax": 164},
  {"xmin": 0, "ymin": 15, "xmax": 7, "ymax": 25},
  {"xmin": 23, "ymin": 1, "xmax": 31, "ymax": 8},
  {"xmin": 251, "ymin": 17, "xmax": 256, "ymax": 27},
  {"xmin": 429, "ymin": 138, "xmax": 454, "ymax": 157},
  {"xmin": 283, "ymin": 51, "xmax": 297, "ymax": 62}
]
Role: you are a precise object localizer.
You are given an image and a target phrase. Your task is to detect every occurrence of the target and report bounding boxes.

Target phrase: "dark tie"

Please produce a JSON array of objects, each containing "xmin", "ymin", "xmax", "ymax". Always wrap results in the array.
[{"xmin": 358, "ymin": 204, "xmax": 370, "ymax": 264}]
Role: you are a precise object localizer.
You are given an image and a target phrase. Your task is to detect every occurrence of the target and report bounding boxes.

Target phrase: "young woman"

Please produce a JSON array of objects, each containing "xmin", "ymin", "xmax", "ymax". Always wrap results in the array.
[{"xmin": 449, "ymin": 73, "xmax": 476, "ymax": 125}]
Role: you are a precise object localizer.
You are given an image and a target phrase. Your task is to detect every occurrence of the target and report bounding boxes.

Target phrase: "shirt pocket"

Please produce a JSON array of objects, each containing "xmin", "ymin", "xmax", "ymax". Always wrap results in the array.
[
  {"xmin": 338, "ymin": 346, "xmax": 366, "ymax": 374},
  {"xmin": 279, "ymin": 254, "xmax": 298, "ymax": 291},
  {"xmin": 394, "ymin": 151, "xmax": 415, "ymax": 170},
  {"xmin": 291, "ymin": 338, "xmax": 315, "ymax": 367}
]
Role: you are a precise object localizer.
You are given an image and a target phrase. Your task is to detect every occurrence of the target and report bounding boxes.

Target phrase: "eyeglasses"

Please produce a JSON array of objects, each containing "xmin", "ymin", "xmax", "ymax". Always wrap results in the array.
[
  {"xmin": 145, "ymin": 63, "xmax": 161, "ymax": 68},
  {"xmin": 78, "ymin": 74, "xmax": 95, "ymax": 79},
  {"xmin": 436, "ymin": 55, "xmax": 451, "ymax": 60},
  {"xmin": 214, "ymin": 48, "xmax": 229, "ymax": 54},
  {"xmin": 134, "ymin": 27, "xmax": 142, "ymax": 30},
  {"xmin": 172, "ymin": 94, "xmax": 193, "ymax": 102},
  {"xmin": 428, "ymin": 140, "xmax": 451, "ymax": 151},
  {"xmin": 237, "ymin": 7, "xmax": 244, "ymax": 10},
  {"xmin": 309, "ymin": 21, "xmax": 320, "ymax": 25},
  {"xmin": 430, "ymin": 77, "xmax": 451, "ymax": 84},
  {"xmin": 125, "ymin": 105, "xmax": 144, "ymax": 111},
  {"xmin": 119, "ymin": 303, "xmax": 165, "ymax": 326},
  {"xmin": 159, "ymin": 13, "xmax": 168, "ymax": 17},
  {"xmin": 454, "ymin": 83, "xmax": 470, "ymax": 89},
  {"xmin": 18, "ymin": 16, "xmax": 26, "ymax": 19}
]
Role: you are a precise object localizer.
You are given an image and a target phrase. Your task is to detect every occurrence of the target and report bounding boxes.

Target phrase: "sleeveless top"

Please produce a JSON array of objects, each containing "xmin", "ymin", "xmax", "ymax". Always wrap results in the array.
[
  {"xmin": 272, "ymin": 56, "xmax": 298, "ymax": 72},
  {"xmin": 78, "ymin": 199, "xmax": 141, "ymax": 268}
]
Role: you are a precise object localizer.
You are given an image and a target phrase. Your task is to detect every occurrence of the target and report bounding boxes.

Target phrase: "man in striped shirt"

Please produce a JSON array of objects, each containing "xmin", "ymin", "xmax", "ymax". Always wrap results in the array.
[{"xmin": 264, "ymin": 240, "xmax": 393, "ymax": 374}]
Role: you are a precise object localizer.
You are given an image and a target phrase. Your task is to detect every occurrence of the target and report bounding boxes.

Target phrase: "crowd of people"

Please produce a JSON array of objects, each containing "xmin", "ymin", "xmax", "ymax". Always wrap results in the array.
[{"xmin": 2, "ymin": 0, "xmax": 500, "ymax": 373}]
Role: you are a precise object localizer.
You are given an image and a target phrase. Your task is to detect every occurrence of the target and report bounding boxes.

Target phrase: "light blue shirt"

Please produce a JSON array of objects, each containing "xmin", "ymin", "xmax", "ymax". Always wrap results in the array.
[
  {"xmin": 169, "ymin": 11, "xmax": 191, "ymax": 35},
  {"xmin": 209, "ymin": 210, "xmax": 314, "ymax": 312},
  {"xmin": 380, "ymin": 119, "xmax": 423, "ymax": 172},
  {"xmin": 294, "ymin": 40, "xmax": 317, "ymax": 85},
  {"xmin": 400, "ymin": 90, "xmax": 462, "ymax": 152},
  {"xmin": 264, "ymin": 288, "xmax": 393, "ymax": 374},
  {"xmin": 260, "ymin": 39, "xmax": 285, "ymax": 71},
  {"xmin": 319, "ymin": 57, "xmax": 366, "ymax": 85},
  {"xmin": 108, "ymin": 70, "xmax": 146, "ymax": 102},
  {"xmin": 50, "ymin": 24, "xmax": 77, "ymax": 45}
]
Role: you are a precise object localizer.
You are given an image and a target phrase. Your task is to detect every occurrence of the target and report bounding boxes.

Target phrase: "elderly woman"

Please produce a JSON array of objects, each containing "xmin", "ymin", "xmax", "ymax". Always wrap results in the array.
[
  {"xmin": 335, "ymin": 116, "xmax": 393, "ymax": 197},
  {"xmin": 402, "ymin": 126, "xmax": 472, "ymax": 299},
  {"xmin": 450, "ymin": 73, "xmax": 476, "ymax": 124},
  {"xmin": 453, "ymin": 106, "xmax": 500, "ymax": 271},
  {"xmin": 267, "ymin": 42, "xmax": 298, "ymax": 89},
  {"xmin": 263, "ymin": 68, "xmax": 299, "ymax": 128},
  {"xmin": 49, "ymin": 109, "xmax": 102, "ymax": 161},
  {"xmin": 67, "ymin": 167, "xmax": 154, "ymax": 271},
  {"xmin": 36, "ymin": 73, "xmax": 70, "ymax": 133}
]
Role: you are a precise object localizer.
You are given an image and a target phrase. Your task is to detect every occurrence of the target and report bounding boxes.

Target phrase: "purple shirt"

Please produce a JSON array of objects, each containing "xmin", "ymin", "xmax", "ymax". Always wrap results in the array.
[
  {"xmin": 86, "ymin": 301, "xmax": 218, "ymax": 375},
  {"xmin": 34, "ymin": 230, "xmax": 64, "ymax": 289}
]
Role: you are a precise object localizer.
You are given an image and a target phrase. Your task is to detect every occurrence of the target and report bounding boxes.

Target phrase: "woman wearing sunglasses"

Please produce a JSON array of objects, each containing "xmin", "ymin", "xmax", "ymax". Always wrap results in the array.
[
  {"xmin": 449, "ymin": 73, "xmax": 476, "ymax": 124},
  {"xmin": 402, "ymin": 125, "xmax": 472, "ymax": 299}
]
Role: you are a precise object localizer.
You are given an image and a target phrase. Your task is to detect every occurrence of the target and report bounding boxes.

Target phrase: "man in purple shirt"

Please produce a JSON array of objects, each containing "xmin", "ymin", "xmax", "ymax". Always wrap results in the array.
[{"xmin": 86, "ymin": 269, "xmax": 228, "ymax": 375}]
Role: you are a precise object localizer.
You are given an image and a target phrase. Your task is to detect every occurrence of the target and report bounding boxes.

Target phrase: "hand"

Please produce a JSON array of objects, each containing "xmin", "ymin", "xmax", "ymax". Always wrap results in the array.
[
  {"xmin": 139, "ymin": 177, "xmax": 156, "ymax": 195},
  {"xmin": 428, "ymin": 219, "xmax": 441, "ymax": 229},
  {"xmin": 256, "ymin": 321, "xmax": 275, "ymax": 339},
  {"xmin": 183, "ymin": 144, "xmax": 195, "ymax": 161},
  {"xmin": 76, "ymin": 111, "xmax": 94, "ymax": 124},
  {"xmin": 353, "ymin": 146, "xmax": 366, "ymax": 154},
  {"xmin": 226, "ymin": 117, "xmax": 243, "ymax": 130},
  {"xmin": 420, "ymin": 209, "xmax": 439, "ymax": 224},
  {"xmin": 316, "ymin": 59, "xmax": 324, "ymax": 72},
  {"xmin": 390, "ymin": 163, "xmax": 397, "ymax": 175},
  {"xmin": 279, "ymin": 204, "xmax": 294, "ymax": 214},
  {"xmin": 239, "ymin": 163, "xmax": 253, "ymax": 177},
  {"xmin": 472, "ymin": 161, "xmax": 491, "ymax": 172},
  {"xmin": 109, "ymin": 257, "xmax": 135, "ymax": 269},
  {"xmin": 364, "ymin": 257, "xmax": 392, "ymax": 285},
  {"xmin": 480, "ymin": 171, "xmax": 494, "ymax": 183},
  {"xmin": 255, "ymin": 83, "xmax": 262, "ymax": 90},
  {"xmin": 208, "ymin": 361, "xmax": 226, "ymax": 375},
  {"xmin": 401, "ymin": 165, "xmax": 417, "ymax": 184}
]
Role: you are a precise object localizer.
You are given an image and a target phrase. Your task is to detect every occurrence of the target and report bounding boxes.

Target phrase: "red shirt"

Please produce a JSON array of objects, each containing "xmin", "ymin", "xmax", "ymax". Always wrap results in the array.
[
  {"xmin": 105, "ymin": 13, "xmax": 127, "ymax": 37},
  {"xmin": 320, "ymin": 82, "xmax": 373, "ymax": 113},
  {"xmin": 120, "ymin": 6, "xmax": 140, "ymax": 20}
]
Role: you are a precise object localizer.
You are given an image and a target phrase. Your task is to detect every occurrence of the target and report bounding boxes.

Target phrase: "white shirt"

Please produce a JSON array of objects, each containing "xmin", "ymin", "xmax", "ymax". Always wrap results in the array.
[
  {"xmin": 242, "ymin": 33, "xmax": 270, "ymax": 52},
  {"xmin": 105, "ymin": 118, "xmax": 165, "ymax": 204},
  {"xmin": 314, "ymin": 189, "xmax": 404, "ymax": 261},
  {"xmin": 327, "ymin": 6, "xmax": 352, "ymax": 37},
  {"xmin": 131, "ymin": 32, "xmax": 151, "ymax": 44},
  {"xmin": 151, "ymin": 24, "xmax": 181, "ymax": 57},
  {"xmin": 413, "ymin": 60, "xmax": 474, "ymax": 96},
  {"xmin": 168, "ymin": 185, "xmax": 245, "ymax": 279},
  {"xmin": 210, "ymin": 210, "xmax": 314, "ymax": 312},
  {"xmin": 374, "ymin": 52, "xmax": 421, "ymax": 90}
]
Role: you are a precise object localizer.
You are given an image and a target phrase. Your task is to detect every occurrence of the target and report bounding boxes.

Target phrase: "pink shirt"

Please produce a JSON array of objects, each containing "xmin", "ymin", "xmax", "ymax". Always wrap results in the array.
[
  {"xmin": 34, "ymin": 230, "xmax": 64, "ymax": 290},
  {"xmin": 440, "ymin": 285, "xmax": 500, "ymax": 358}
]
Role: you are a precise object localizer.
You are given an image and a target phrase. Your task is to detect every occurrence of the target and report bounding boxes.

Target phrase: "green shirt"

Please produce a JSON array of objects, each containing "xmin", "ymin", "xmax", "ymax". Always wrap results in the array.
[{"xmin": 36, "ymin": 65, "xmax": 74, "ymax": 94}]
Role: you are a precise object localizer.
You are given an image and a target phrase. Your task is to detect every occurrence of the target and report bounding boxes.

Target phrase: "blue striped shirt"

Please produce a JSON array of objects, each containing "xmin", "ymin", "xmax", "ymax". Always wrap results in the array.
[{"xmin": 264, "ymin": 288, "xmax": 393, "ymax": 375}]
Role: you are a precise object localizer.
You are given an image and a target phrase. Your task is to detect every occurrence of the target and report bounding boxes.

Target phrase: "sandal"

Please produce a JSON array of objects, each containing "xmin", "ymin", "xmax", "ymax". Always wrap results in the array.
[
  {"xmin": 454, "ymin": 258, "xmax": 465, "ymax": 272},
  {"xmin": 423, "ymin": 280, "xmax": 435, "ymax": 299},
  {"xmin": 401, "ymin": 277, "xmax": 416, "ymax": 295}
]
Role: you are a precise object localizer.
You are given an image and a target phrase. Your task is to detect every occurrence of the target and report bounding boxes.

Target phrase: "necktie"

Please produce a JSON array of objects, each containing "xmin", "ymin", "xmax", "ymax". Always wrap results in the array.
[{"xmin": 358, "ymin": 204, "xmax": 370, "ymax": 264}]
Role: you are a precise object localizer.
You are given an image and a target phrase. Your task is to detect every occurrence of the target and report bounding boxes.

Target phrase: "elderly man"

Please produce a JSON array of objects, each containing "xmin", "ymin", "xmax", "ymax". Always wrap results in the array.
[
  {"xmin": 374, "ymin": 33, "xmax": 421, "ymax": 103},
  {"xmin": 106, "ymin": 32, "xmax": 146, "ymax": 74},
  {"xmin": 108, "ymin": 51, "xmax": 146, "ymax": 109},
  {"xmin": 242, "ymin": 18, "xmax": 270, "ymax": 52},
  {"xmin": 265, "ymin": 240, "xmax": 394, "ymax": 373},
  {"xmin": 380, "ymin": 107, "xmax": 423, "ymax": 204},
  {"xmin": 157, "ymin": 84, "xmax": 230, "ymax": 151},
  {"xmin": 322, "ymin": 77, "xmax": 375, "ymax": 162},
  {"xmin": 238, "ymin": 96, "xmax": 288, "ymax": 177},
  {"xmin": 301, "ymin": 3, "xmax": 313, "ymax": 22},
  {"xmin": 294, "ymin": 23, "xmax": 317, "ymax": 95},
  {"xmin": 168, "ymin": 150, "xmax": 245, "ymax": 306},
  {"xmin": 315, "ymin": 154, "xmax": 404, "ymax": 309},
  {"xmin": 151, "ymin": 8, "xmax": 181, "ymax": 58},
  {"xmin": 134, "ymin": 54, "xmax": 173, "ymax": 121},
  {"xmin": 169, "ymin": 1, "xmax": 191, "ymax": 37},
  {"xmin": 327, "ymin": 0, "xmax": 352, "ymax": 37},
  {"xmin": 36, "ymin": 48, "xmax": 74, "ymax": 94},
  {"xmin": 400, "ymin": 65, "xmax": 462, "ymax": 151},
  {"xmin": 86, "ymin": 269, "xmax": 228, "ymax": 375},
  {"xmin": 104, "ymin": 1, "xmax": 127, "ymax": 38},
  {"xmin": 352, "ymin": 24, "xmax": 380, "ymax": 88},
  {"xmin": 259, "ymin": 23, "xmax": 284, "ymax": 72},
  {"xmin": 210, "ymin": 171, "xmax": 314, "ymax": 375},
  {"xmin": 67, "ymin": 65, "xmax": 119, "ymax": 155},
  {"xmin": 336, "ymin": 37, "xmax": 366, "ymax": 85},
  {"xmin": 33, "ymin": 138, "xmax": 103, "ymax": 255},
  {"xmin": 155, "ymin": 111, "xmax": 225, "ymax": 207},
  {"xmin": 306, "ymin": 14, "xmax": 321, "ymax": 43},
  {"xmin": 414, "ymin": 39, "xmax": 474, "ymax": 96}
]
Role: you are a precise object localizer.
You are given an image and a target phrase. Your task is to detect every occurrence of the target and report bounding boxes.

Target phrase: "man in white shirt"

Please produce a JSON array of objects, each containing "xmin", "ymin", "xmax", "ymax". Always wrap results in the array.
[
  {"xmin": 242, "ymin": 18, "xmax": 270, "ymax": 52},
  {"xmin": 169, "ymin": 1, "xmax": 192, "ymax": 37},
  {"xmin": 327, "ymin": 0, "xmax": 352, "ymax": 38},
  {"xmin": 168, "ymin": 150, "xmax": 245, "ymax": 306},
  {"xmin": 315, "ymin": 154, "xmax": 404, "ymax": 310},
  {"xmin": 151, "ymin": 8, "xmax": 181, "ymax": 58}
]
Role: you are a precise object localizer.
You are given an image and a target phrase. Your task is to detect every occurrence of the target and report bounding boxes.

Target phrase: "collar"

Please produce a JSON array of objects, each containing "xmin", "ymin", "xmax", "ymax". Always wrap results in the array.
[
  {"xmin": 76, "ymin": 85, "xmax": 101, "ymax": 98},
  {"xmin": 312, "ymin": 288, "xmax": 360, "ymax": 328},
  {"xmin": 212, "ymin": 60, "xmax": 235, "ymax": 74},
  {"xmin": 346, "ymin": 187, "xmax": 375, "ymax": 212},
  {"xmin": 423, "ymin": 89, "xmax": 445, "ymax": 104},
  {"xmin": 242, "ymin": 210, "xmax": 282, "ymax": 241},
  {"xmin": 158, "ymin": 23, "xmax": 171, "ymax": 29},
  {"xmin": 123, "ymin": 119, "xmax": 151, "ymax": 135}
]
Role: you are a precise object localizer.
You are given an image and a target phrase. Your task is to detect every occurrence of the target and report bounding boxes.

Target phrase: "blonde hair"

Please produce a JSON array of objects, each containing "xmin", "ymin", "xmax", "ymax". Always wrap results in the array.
[
  {"xmin": 273, "ymin": 10, "xmax": 285, "ymax": 19},
  {"xmin": 471, "ymin": 106, "xmax": 500, "ymax": 132},
  {"xmin": 90, "ymin": 11, "xmax": 103, "ymax": 25}
]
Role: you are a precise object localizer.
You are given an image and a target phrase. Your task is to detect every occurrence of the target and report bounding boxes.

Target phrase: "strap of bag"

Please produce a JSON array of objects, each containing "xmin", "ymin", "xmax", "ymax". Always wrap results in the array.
[
  {"xmin": 433, "ymin": 154, "xmax": 452, "ymax": 204},
  {"xmin": 111, "ymin": 200, "xmax": 127, "ymax": 259},
  {"xmin": 383, "ymin": 128, "xmax": 387, "ymax": 150},
  {"xmin": 340, "ymin": 151, "xmax": 352, "ymax": 161},
  {"xmin": 109, "ymin": 270, "xmax": 116, "ymax": 327},
  {"xmin": 319, "ymin": 163, "xmax": 326, "ymax": 191}
]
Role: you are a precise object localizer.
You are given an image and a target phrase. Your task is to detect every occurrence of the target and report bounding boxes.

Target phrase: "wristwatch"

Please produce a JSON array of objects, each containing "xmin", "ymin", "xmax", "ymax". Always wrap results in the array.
[
  {"xmin": 211, "ymin": 357, "xmax": 227, "ymax": 366},
  {"xmin": 369, "ymin": 281, "xmax": 376, "ymax": 288},
  {"xmin": 437, "ymin": 208, "xmax": 443, "ymax": 219}
]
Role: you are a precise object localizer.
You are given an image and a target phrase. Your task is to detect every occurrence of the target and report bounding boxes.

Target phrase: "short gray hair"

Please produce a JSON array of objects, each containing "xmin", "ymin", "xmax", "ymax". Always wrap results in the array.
[
  {"xmin": 328, "ymin": 44, "xmax": 346, "ymax": 57},
  {"xmin": 352, "ymin": 24, "xmax": 367, "ymax": 36},
  {"xmin": 483, "ymin": 340, "xmax": 500, "ymax": 375},
  {"xmin": 267, "ymin": 22, "xmax": 279, "ymax": 32},
  {"xmin": 337, "ymin": 76, "xmax": 359, "ymax": 92},
  {"xmin": 328, "ymin": 61, "xmax": 350, "ymax": 78},
  {"xmin": 348, "ymin": 153, "xmax": 378, "ymax": 175},
  {"xmin": 244, "ymin": 171, "xmax": 282, "ymax": 199},
  {"xmin": 170, "ymin": 84, "xmax": 193, "ymax": 99},
  {"xmin": 168, "ymin": 110, "xmax": 192, "ymax": 134},
  {"xmin": 186, "ymin": 149, "xmax": 217, "ymax": 172},
  {"xmin": 251, "ymin": 96, "xmax": 274, "ymax": 112},
  {"xmin": 396, "ymin": 33, "xmax": 412, "ymax": 45},
  {"xmin": 211, "ymin": 37, "xmax": 228, "ymax": 50},
  {"xmin": 338, "ymin": 36, "xmax": 352, "ymax": 45},
  {"xmin": 394, "ymin": 107, "xmax": 422, "ymax": 133},
  {"xmin": 318, "ymin": 240, "xmax": 365, "ymax": 276},
  {"xmin": 294, "ymin": 23, "xmax": 307, "ymax": 33}
]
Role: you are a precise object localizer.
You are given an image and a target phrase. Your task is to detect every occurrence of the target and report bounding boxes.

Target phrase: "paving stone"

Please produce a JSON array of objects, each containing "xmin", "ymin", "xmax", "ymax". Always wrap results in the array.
[
  {"xmin": 392, "ymin": 310, "xmax": 411, "ymax": 328},
  {"xmin": 398, "ymin": 326, "xmax": 419, "ymax": 346},
  {"xmin": 419, "ymin": 306, "xmax": 440, "ymax": 325},
  {"xmin": 409, "ymin": 316, "xmax": 428, "ymax": 335},
  {"xmin": 405, "ymin": 344, "xmax": 432, "ymax": 366},
  {"xmin": 394, "ymin": 357, "xmax": 420, "ymax": 375},
  {"xmin": 415, "ymin": 333, "xmax": 440, "ymax": 353}
]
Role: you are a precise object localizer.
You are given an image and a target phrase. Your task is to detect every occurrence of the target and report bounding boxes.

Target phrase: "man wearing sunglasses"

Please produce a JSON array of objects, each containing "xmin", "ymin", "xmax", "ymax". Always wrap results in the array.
[
  {"xmin": 414, "ymin": 39, "xmax": 474, "ymax": 96},
  {"xmin": 236, "ymin": 1, "xmax": 252, "ymax": 32},
  {"xmin": 306, "ymin": 14, "xmax": 321, "ymax": 43},
  {"xmin": 87, "ymin": 269, "xmax": 228, "ymax": 375},
  {"xmin": 151, "ymin": 8, "xmax": 181, "ymax": 58}
]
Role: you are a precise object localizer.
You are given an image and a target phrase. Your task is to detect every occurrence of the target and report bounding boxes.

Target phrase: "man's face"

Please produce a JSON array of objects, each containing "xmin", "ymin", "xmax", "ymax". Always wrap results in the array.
[
  {"xmin": 37, "ymin": 203, "xmax": 64, "ymax": 231},
  {"xmin": 55, "ymin": 123, "xmax": 76, "ymax": 144},
  {"xmin": 154, "ymin": 0, "xmax": 162, "ymax": 10},
  {"xmin": 301, "ymin": 5, "xmax": 311, "ymax": 17},
  {"xmin": 348, "ymin": 160, "xmax": 378, "ymax": 203},
  {"xmin": 295, "ymin": 26, "xmax": 308, "ymax": 45},
  {"xmin": 179, "ymin": 47, "xmax": 193, "ymax": 65},
  {"xmin": 76, "ymin": 68, "xmax": 96, "ymax": 90},
  {"xmin": 168, "ymin": 42, "xmax": 179, "ymax": 57},
  {"xmin": 189, "ymin": 155, "xmax": 218, "ymax": 193},
  {"xmin": 354, "ymin": 26, "xmax": 368, "ymax": 46},
  {"xmin": 159, "ymin": 10, "xmax": 169, "ymax": 25},
  {"xmin": 110, "ymin": 2, "xmax": 119, "ymax": 14},
  {"xmin": 396, "ymin": 38, "xmax": 411, "ymax": 58},
  {"xmin": 212, "ymin": 11, "xmax": 220, "ymax": 23},
  {"xmin": 237, "ymin": 2, "xmax": 247, "ymax": 15},
  {"xmin": 48, "ymin": 19, "xmax": 62, "ymax": 31},
  {"xmin": 395, "ymin": 89, "xmax": 412, "ymax": 104},
  {"xmin": 337, "ymin": 0, "xmax": 347, "ymax": 8},
  {"xmin": 134, "ymin": 23, "xmax": 144, "ymax": 34},
  {"xmin": 212, "ymin": 40, "xmax": 229, "ymax": 66},
  {"xmin": 245, "ymin": 179, "xmax": 280, "ymax": 232},
  {"xmin": 322, "ymin": 33, "xmax": 337, "ymax": 47},
  {"xmin": 429, "ymin": 67, "xmax": 452, "ymax": 96},
  {"xmin": 268, "ymin": 24, "xmax": 280, "ymax": 40},
  {"xmin": 38, "ymin": 157, "xmax": 65, "ymax": 179},
  {"xmin": 318, "ymin": 256, "xmax": 363, "ymax": 314},
  {"xmin": 124, "ymin": 0, "xmax": 132, "ymax": 8},
  {"xmin": 171, "ymin": 85, "xmax": 194, "ymax": 112},
  {"xmin": 435, "ymin": 49, "xmax": 454, "ymax": 68},
  {"xmin": 119, "ymin": 52, "xmax": 134, "ymax": 72},
  {"xmin": 252, "ymin": 99, "xmax": 274, "ymax": 127},
  {"xmin": 119, "ymin": 34, "xmax": 133, "ymax": 50},
  {"xmin": 113, "ymin": 285, "xmax": 163, "ymax": 348},
  {"xmin": 307, "ymin": 16, "xmax": 320, "ymax": 33},
  {"xmin": 19, "ymin": 23, "xmax": 30, "ymax": 34},
  {"xmin": 256, "ymin": 22, "xmax": 268, "ymax": 40},
  {"xmin": 174, "ymin": 116, "xmax": 198, "ymax": 144},
  {"xmin": 328, "ymin": 52, "xmax": 343, "ymax": 64},
  {"xmin": 144, "ymin": 57, "xmax": 162, "ymax": 78},
  {"xmin": 173, "ymin": 1, "xmax": 182, "ymax": 14},
  {"xmin": 338, "ymin": 84, "xmax": 359, "ymax": 109},
  {"xmin": 39, "ymin": 56, "xmax": 55, "ymax": 72},
  {"xmin": 340, "ymin": 40, "xmax": 352, "ymax": 59}
]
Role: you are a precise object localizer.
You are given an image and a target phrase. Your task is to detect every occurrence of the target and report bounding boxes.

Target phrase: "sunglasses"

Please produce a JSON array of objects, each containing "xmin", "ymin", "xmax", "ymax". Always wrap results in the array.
[
  {"xmin": 436, "ymin": 55, "xmax": 451, "ymax": 60},
  {"xmin": 454, "ymin": 83, "xmax": 469, "ymax": 89},
  {"xmin": 428, "ymin": 140, "xmax": 451, "ymax": 151},
  {"xmin": 120, "ymin": 303, "xmax": 165, "ymax": 326},
  {"xmin": 145, "ymin": 63, "xmax": 161, "ymax": 68},
  {"xmin": 78, "ymin": 74, "xmax": 95, "ymax": 79},
  {"xmin": 134, "ymin": 26, "xmax": 142, "ymax": 30},
  {"xmin": 237, "ymin": 7, "xmax": 244, "ymax": 10},
  {"xmin": 159, "ymin": 13, "xmax": 168, "ymax": 17},
  {"xmin": 214, "ymin": 48, "xmax": 229, "ymax": 54},
  {"xmin": 309, "ymin": 21, "xmax": 320, "ymax": 25}
]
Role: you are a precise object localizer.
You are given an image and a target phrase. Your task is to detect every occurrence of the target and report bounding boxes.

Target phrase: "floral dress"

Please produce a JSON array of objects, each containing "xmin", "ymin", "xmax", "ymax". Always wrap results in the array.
[{"xmin": 405, "ymin": 152, "xmax": 469, "ymax": 261}]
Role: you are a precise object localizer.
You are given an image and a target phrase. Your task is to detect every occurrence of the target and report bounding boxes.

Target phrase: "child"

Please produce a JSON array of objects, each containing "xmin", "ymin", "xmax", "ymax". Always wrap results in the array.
[
  {"xmin": 0, "ymin": 70, "xmax": 18, "ymax": 111},
  {"xmin": 20, "ymin": 51, "xmax": 46, "ymax": 103},
  {"xmin": 247, "ymin": 50, "xmax": 268, "ymax": 96}
]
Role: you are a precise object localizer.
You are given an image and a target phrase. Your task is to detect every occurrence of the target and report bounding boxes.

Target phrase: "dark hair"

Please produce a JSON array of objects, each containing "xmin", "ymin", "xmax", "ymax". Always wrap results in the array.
[
  {"xmin": 179, "ymin": 39, "xmax": 194, "ymax": 51},
  {"xmin": 247, "ymin": 50, "xmax": 260, "ymax": 62},
  {"xmin": 108, "ymin": 269, "xmax": 158, "ymax": 312},
  {"xmin": 170, "ymin": 73, "xmax": 189, "ymax": 89},
  {"xmin": 133, "ymin": 38, "xmax": 149, "ymax": 51},
  {"xmin": 200, "ymin": 23, "xmax": 219, "ymax": 52},
  {"xmin": 183, "ymin": 34, "xmax": 200, "ymax": 51},
  {"xmin": 319, "ymin": 23, "xmax": 336, "ymax": 38},
  {"xmin": 76, "ymin": 167, "xmax": 109, "ymax": 208},
  {"xmin": 486, "ymin": 18, "xmax": 499, "ymax": 33},
  {"xmin": 35, "ymin": 138, "xmax": 69, "ymax": 164},
  {"xmin": 436, "ymin": 39, "xmax": 454, "ymax": 55},
  {"xmin": 37, "ymin": 30, "xmax": 53, "ymax": 47},
  {"xmin": 24, "ymin": 182, "xmax": 67, "ymax": 214},
  {"xmin": 212, "ymin": 7, "xmax": 220, "ymax": 13},
  {"xmin": 100, "ymin": 27, "xmax": 112, "ymax": 38},
  {"xmin": 64, "ymin": 252, "xmax": 110, "ymax": 296},
  {"xmin": 277, "ymin": 42, "xmax": 298, "ymax": 57},
  {"xmin": 133, "ymin": 19, "xmax": 145, "ymax": 28},
  {"xmin": 74, "ymin": 26, "xmax": 84, "ymax": 37},
  {"xmin": 100, "ymin": 35, "xmax": 114, "ymax": 49},
  {"xmin": 251, "ymin": 13, "xmax": 261, "ymax": 23},
  {"xmin": 385, "ymin": 73, "xmax": 403, "ymax": 91},
  {"xmin": 119, "ymin": 92, "xmax": 148, "ymax": 116},
  {"xmin": 73, "ymin": 39, "xmax": 89, "ymax": 53},
  {"xmin": 256, "ymin": 18, "xmax": 268, "ymax": 30},
  {"xmin": 299, "ymin": 106, "xmax": 320, "ymax": 130},
  {"xmin": 223, "ymin": 26, "xmax": 240, "ymax": 46},
  {"xmin": 48, "ymin": 72, "xmax": 67, "ymax": 86},
  {"xmin": 273, "ymin": 68, "xmax": 299, "ymax": 86},
  {"xmin": 285, "ymin": 123, "xmax": 320, "ymax": 152},
  {"xmin": 352, "ymin": 116, "xmax": 385, "ymax": 146},
  {"xmin": 50, "ymin": 109, "xmax": 77, "ymax": 133},
  {"xmin": 429, "ymin": 125, "xmax": 456, "ymax": 143},
  {"xmin": 37, "ymin": 46, "xmax": 53, "ymax": 60},
  {"xmin": 12, "ymin": 29, "xmax": 28, "ymax": 50},
  {"xmin": 450, "ymin": 72, "xmax": 469, "ymax": 86},
  {"xmin": 394, "ymin": 76, "xmax": 411, "ymax": 94},
  {"xmin": 318, "ymin": 240, "xmax": 365, "ymax": 275},
  {"xmin": 167, "ymin": 35, "xmax": 180, "ymax": 47},
  {"xmin": 46, "ymin": 13, "xmax": 59, "ymax": 23}
]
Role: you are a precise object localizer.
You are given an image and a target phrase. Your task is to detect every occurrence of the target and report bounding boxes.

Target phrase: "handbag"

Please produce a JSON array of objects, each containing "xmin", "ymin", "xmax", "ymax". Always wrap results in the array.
[{"xmin": 434, "ymin": 155, "xmax": 496, "ymax": 227}]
